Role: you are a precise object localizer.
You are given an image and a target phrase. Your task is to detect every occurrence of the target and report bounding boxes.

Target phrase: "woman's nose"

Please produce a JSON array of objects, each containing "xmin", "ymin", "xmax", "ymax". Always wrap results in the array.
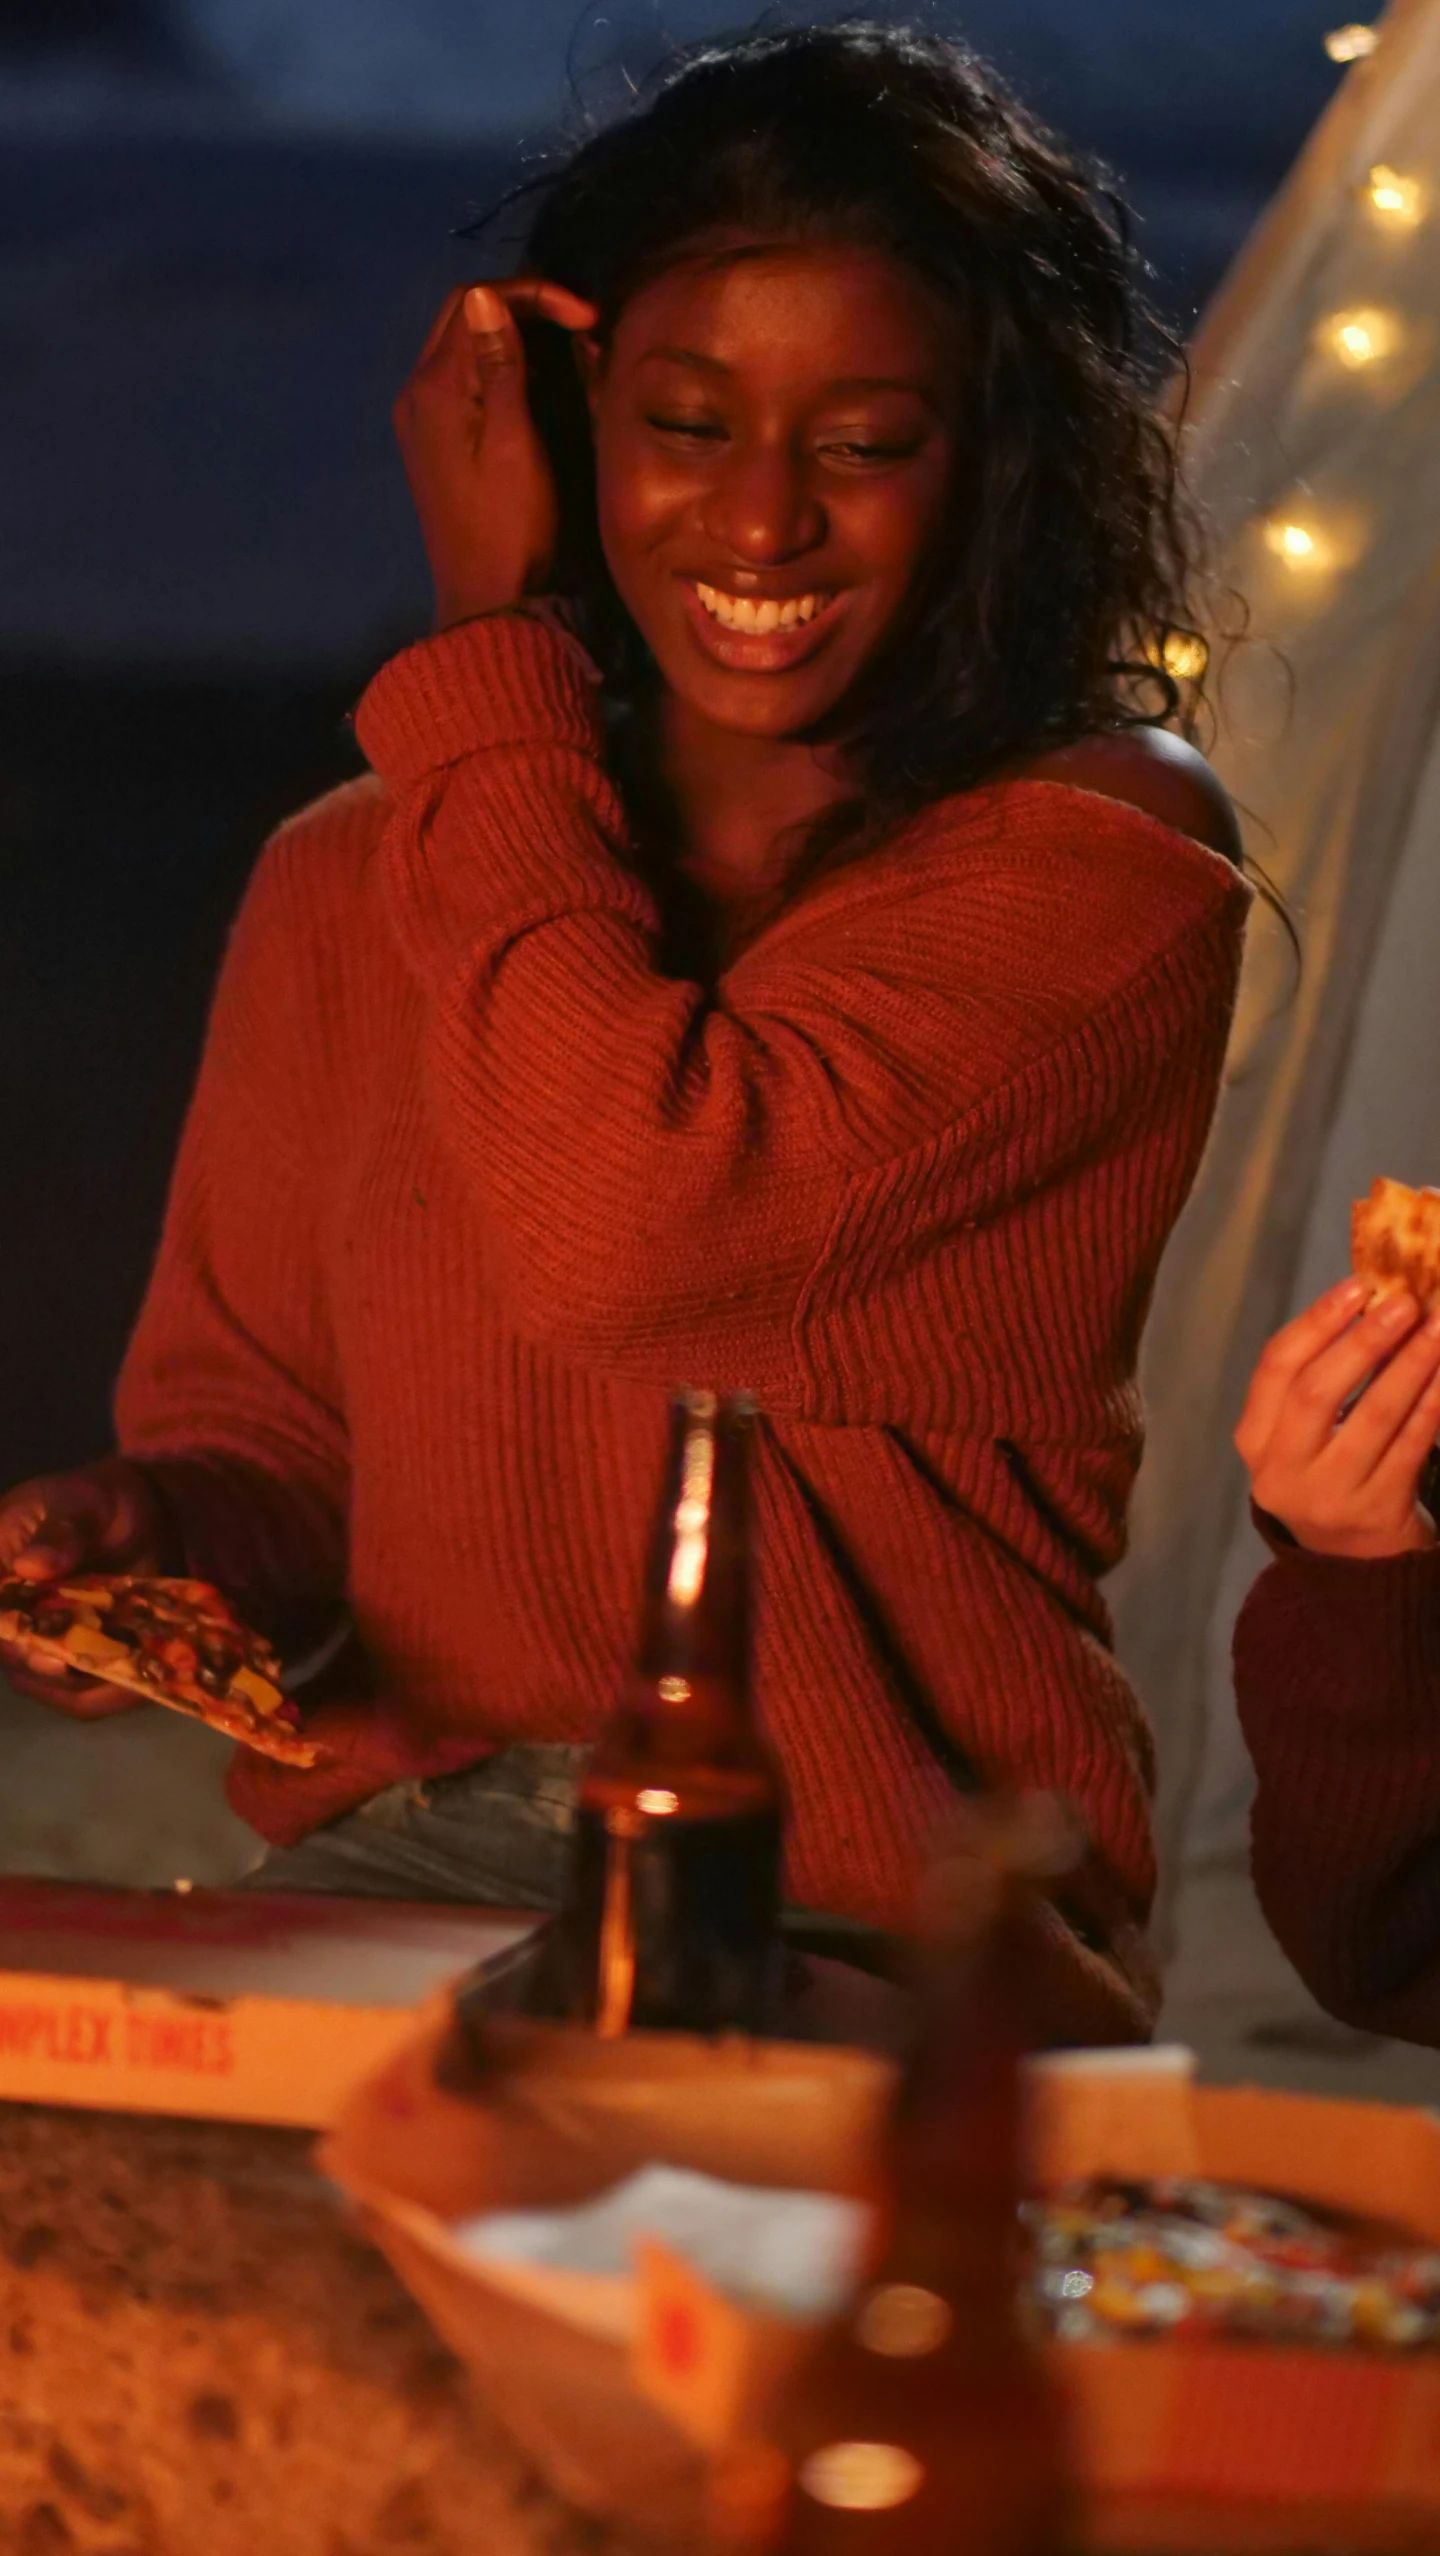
[{"xmin": 700, "ymin": 443, "xmax": 826, "ymax": 564}]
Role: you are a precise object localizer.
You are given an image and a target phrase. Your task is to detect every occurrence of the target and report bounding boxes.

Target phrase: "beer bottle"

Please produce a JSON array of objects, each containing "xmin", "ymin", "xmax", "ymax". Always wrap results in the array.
[
  {"xmin": 711, "ymin": 1799, "xmax": 1077, "ymax": 2554},
  {"xmin": 551, "ymin": 1389, "xmax": 785, "ymax": 2036}
]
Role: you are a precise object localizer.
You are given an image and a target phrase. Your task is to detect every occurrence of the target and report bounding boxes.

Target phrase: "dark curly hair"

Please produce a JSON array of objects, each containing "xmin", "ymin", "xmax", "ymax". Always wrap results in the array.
[{"xmin": 488, "ymin": 19, "xmax": 1209, "ymax": 868}]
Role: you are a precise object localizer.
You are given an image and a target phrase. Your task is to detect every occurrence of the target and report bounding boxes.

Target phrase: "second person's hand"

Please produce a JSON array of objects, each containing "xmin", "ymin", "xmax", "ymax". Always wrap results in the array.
[{"xmin": 1236, "ymin": 1278, "xmax": 1440, "ymax": 1559}]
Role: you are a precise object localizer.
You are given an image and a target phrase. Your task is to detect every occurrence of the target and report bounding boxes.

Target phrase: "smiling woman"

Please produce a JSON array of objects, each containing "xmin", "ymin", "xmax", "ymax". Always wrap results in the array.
[
  {"xmin": 590, "ymin": 247, "xmax": 957, "ymax": 751},
  {"xmin": 0, "ymin": 24, "xmax": 1248, "ymax": 2041}
]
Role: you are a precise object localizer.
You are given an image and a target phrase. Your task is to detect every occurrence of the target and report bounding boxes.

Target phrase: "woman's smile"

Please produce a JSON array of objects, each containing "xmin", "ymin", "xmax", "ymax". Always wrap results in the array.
[{"xmin": 680, "ymin": 575, "xmax": 848, "ymax": 672}]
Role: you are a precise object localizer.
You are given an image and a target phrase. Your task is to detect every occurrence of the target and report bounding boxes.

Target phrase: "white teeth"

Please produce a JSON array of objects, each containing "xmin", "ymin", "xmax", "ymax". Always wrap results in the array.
[{"xmin": 694, "ymin": 581, "xmax": 826, "ymax": 633}]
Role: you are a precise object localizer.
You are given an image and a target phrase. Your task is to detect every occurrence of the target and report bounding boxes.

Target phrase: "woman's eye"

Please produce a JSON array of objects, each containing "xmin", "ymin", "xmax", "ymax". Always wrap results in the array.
[
  {"xmin": 821, "ymin": 439, "xmax": 919, "ymax": 465},
  {"xmin": 645, "ymin": 414, "xmax": 726, "ymax": 442}
]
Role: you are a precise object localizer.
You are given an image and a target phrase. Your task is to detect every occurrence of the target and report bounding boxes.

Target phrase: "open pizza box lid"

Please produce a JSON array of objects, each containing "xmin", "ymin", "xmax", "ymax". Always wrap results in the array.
[
  {"xmin": 0, "ymin": 1877, "xmax": 541, "ymax": 2127},
  {"xmin": 322, "ymin": 2004, "xmax": 894, "ymax": 2538},
  {"xmin": 326, "ymin": 2022, "xmax": 1440, "ymax": 2547}
]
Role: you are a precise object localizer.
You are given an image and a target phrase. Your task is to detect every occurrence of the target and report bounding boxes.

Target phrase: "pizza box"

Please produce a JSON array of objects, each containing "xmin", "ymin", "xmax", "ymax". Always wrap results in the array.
[
  {"xmin": 326, "ymin": 2022, "xmax": 1440, "ymax": 2548},
  {"xmin": 1031, "ymin": 2049, "xmax": 1440, "ymax": 2545},
  {"xmin": 323, "ymin": 2006, "xmax": 894, "ymax": 2540},
  {"xmin": 0, "ymin": 1876, "xmax": 539, "ymax": 2129}
]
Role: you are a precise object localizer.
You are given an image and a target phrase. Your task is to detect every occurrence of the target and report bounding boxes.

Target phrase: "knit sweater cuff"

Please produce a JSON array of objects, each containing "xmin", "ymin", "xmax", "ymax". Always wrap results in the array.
[
  {"xmin": 1236, "ymin": 1537, "xmax": 1440, "ymax": 1729},
  {"xmin": 361, "ymin": 612, "xmax": 649, "ymax": 1003},
  {"xmin": 225, "ymin": 1719, "xmax": 490, "ymax": 1851},
  {"xmin": 355, "ymin": 612, "xmax": 604, "ymax": 786}
]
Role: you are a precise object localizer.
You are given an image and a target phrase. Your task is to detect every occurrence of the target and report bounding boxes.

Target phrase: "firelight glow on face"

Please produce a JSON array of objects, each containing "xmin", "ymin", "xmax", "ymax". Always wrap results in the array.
[{"xmin": 587, "ymin": 243, "xmax": 959, "ymax": 747}]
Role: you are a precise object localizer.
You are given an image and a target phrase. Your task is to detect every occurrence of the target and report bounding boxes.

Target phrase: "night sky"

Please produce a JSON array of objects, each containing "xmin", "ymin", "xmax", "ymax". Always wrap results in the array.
[{"xmin": 1, "ymin": 0, "xmax": 1355, "ymax": 668}]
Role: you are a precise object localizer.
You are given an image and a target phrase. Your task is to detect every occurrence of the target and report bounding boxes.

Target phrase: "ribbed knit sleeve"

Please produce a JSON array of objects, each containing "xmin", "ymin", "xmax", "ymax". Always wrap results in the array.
[
  {"xmin": 113, "ymin": 821, "xmax": 350, "ymax": 1646},
  {"xmin": 1235, "ymin": 1544, "xmax": 1440, "ymax": 2044},
  {"xmin": 359, "ymin": 615, "xmax": 1249, "ymax": 1399}
]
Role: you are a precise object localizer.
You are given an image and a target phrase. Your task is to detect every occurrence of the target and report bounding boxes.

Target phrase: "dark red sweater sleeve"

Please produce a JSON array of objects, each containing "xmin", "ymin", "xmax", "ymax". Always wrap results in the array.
[
  {"xmin": 114, "ymin": 812, "xmax": 350, "ymax": 1646},
  {"xmin": 357, "ymin": 613, "xmax": 1247, "ymax": 1396},
  {"xmin": 1234, "ymin": 1542, "xmax": 1440, "ymax": 2043}
]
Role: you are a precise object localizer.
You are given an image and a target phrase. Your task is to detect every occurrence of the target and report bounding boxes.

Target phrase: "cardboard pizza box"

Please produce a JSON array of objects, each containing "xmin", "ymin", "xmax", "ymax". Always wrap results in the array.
[
  {"xmin": 327, "ymin": 2021, "xmax": 1440, "ymax": 2547},
  {"xmin": 323, "ymin": 2009, "xmax": 893, "ymax": 2539},
  {"xmin": 1037, "ymin": 2053, "xmax": 1440, "ymax": 2537},
  {"xmin": 0, "ymin": 1876, "xmax": 538, "ymax": 2128},
  {"xmin": 636, "ymin": 2044, "xmax": 1440, "ymax": 2534}
]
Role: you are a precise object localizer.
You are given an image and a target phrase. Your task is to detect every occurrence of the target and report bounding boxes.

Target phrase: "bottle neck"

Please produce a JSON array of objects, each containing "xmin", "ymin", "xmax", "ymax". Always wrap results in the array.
[
  {"xmin": 874, "ymin": 1907, "xmax": 1032, "ymax": 2307},
  {"xmin": 632, "ymin": 1390, "xmax": 754, "ymax": 1704}
]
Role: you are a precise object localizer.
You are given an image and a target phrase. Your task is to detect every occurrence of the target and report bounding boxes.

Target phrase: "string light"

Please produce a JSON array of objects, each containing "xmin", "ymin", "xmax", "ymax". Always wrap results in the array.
[
  {"xmin": 1365, "ymin": 165, "xmax": 1425, "ymax": 227},
  {"xmin": 1324, "ymin": 23, "xmax": 1379, "ymax": 60},
  {"xmin": 1264, "ymin": 517, "xmax": 1327, "ymax": 569},
  {"xmin": 1320, "ymin": 305, "xmax": 1403, "ymax": 368},
  {"xmin": 1141, "ymin": 631, "xmax": 1208, "ymax": 683},
  {"xmin": 1161, "ymin": 632, "xmax": 1209, "ymax": 681},
  {"xmin": 1257, "ymin": 500, "xmax": 1369, "ymax": 586}
]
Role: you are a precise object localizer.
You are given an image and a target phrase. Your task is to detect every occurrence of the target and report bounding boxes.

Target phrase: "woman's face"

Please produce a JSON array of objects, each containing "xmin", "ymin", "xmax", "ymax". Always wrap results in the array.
[{"xmin": 586, "ymin": 243, "xmax": 960, "ymax": 741}]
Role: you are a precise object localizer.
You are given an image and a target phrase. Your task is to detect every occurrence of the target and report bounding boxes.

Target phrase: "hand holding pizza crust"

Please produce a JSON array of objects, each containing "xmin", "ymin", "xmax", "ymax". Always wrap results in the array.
[
  {"xmin": 0, "ymin": 1459, "xmax": 170, "ymax": 1717},
  {"xmin": 0, "ymin": 1461, "xmax": 317, "ymax": 1762},
  {"xmin": 1236, "ymin": 1183, "xmax": 1440, "ymax": 1561}
]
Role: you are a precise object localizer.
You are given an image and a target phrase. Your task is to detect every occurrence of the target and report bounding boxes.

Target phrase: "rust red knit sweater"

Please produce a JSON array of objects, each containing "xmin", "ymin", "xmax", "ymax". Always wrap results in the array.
[
  {"xmin": 1236, "ymin": 1542, "xmax": 1440, "ymax": 2044},
  {"xmin": 114, "ymin": 614, "xmax": 1247, "ymax": 1937}
]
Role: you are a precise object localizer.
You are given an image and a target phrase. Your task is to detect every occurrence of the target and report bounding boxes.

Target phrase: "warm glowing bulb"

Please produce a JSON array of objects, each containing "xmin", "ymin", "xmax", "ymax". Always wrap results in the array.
[
  {"xmin": 1266, "ymin": 519, "xmax": 1319, "ymax": 563},
  {"xmin": 1162, "ymin": 632, "xmax": 1209, "ymax": 680},
  {"xmin": 1366, "ymin": 165, "xmax": 1424, "ymax": 225},
  {"xmin": 636, "ymin": 1787, "xmax": 679, "ymax": 1816},
  {"xmin": 1324, "ymin": 22, "xmax": 1379, "ymax": 59},
  {"xmin": 1322, "ymin": 305, "xmax": 1402, "ymax": 367},
  {"xmin": 1336, "ymin": 320, "xmax": 1378, "ymax": 364},
  {"xmin": 1141, "ymin": 630, "xmax": 1208, "ymax": 682}
]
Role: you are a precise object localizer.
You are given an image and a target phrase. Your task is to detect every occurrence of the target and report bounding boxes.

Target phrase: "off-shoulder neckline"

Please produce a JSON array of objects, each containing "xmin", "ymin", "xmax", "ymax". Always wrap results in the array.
[{"xmin": 974, "ymin": 773, "xmax": 1244, "ymax": 873}]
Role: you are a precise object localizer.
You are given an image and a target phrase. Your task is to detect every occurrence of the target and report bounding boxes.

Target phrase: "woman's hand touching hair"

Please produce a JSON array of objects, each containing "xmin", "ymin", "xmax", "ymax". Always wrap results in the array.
[
  {"xmin": 1236, "ymin": 1278, "xmax": 1440, "ymax": 1560},
  {"xmin": 393, "ymin": 278, "xmax": 598, "ymax": 632},
  {"xmin": 0, "ymin": 1457, "xmax": 170, "ymax": 1718}
]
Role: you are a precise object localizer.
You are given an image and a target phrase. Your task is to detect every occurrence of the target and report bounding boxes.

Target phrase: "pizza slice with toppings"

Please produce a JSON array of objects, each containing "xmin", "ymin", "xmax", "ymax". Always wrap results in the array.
[{"xmin": 0, "ymin": 1574, "xmax": 319, "ymax": 1766}]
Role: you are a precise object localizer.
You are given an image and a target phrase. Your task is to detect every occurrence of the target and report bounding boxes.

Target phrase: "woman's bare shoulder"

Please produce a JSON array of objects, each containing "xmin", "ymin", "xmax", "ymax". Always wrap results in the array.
[{"xmin": 1015, "ymin": 728, "xmax": 1244, "ymax": 867}]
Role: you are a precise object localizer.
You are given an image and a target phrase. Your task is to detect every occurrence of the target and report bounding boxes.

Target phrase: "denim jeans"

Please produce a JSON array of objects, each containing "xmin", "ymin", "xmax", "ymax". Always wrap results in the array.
[
  {"xmin": 239, "ymin": 1744, "xmax": 587, "ymax": 1907},
  {"xmin": 241, "ymin": 1744, "xmax": 924, "ymax": 2051}
]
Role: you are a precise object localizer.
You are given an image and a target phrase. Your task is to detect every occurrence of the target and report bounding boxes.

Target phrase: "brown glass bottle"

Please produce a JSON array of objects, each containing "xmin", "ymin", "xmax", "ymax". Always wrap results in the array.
[
  {"xmin": 712, "ymin": 1803, "xmax": 1076, "ymax": 2555},
  {"xmin": 550, "ymin": 1390, "xmax": 785, "ymax": 2036}
]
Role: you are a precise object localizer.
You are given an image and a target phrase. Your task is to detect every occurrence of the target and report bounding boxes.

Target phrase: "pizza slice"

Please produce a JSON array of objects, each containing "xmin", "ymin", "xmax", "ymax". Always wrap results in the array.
[
  {"xmin": 1351, "ymin": 1177, "xmax": 1440, "ymax": 1314},
  {"xmin": 0, "ymin": 1574, "xmax": 320, "ymax": 1767}
]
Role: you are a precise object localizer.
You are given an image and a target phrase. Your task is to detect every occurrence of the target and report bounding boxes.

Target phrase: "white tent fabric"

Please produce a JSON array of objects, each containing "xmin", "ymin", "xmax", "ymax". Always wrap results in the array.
[
  {"xmin": 1108, "ymin": 0, "xmax": 1440, "ymax": 1912},
  {"xmin": 1184, "ymin": 698, "xmax": 1440, "ymax": 1872}
]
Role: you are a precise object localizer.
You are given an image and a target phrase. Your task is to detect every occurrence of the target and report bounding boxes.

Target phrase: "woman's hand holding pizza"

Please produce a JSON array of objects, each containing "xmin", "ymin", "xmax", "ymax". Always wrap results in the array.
[
  {"xmin": 393, "ymin": 279, "xmax": 599, "ymax": 631},
  {"xmin": 0, "ymin": 1458, "xmax": 167, "ymax": 1717},
  {"xmin": 1236, "ymin": 1279, "xmax": 1440, "ymax": 1560}
]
